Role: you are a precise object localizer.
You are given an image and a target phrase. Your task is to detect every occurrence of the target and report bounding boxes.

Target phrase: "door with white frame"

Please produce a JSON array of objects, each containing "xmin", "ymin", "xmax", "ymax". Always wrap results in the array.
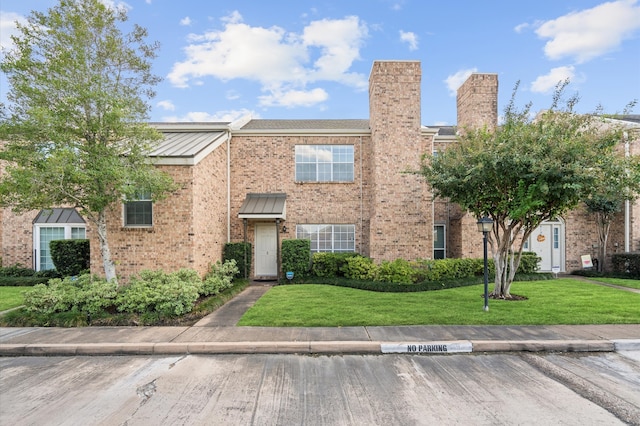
[
  {"xmin": 254, "ymin": 223, "xmax": 278, "ymax": 277},
  {"xmin": 524, "ymin": 219, "xmax": 565, "ymax": 272}
]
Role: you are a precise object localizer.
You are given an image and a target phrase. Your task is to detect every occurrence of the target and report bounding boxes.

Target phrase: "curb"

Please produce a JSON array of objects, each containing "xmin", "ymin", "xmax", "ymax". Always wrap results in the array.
[
  {"xmin": 1, "ymin": 339, "xmax": 636, "ymax": 357},
  {"xmin": 613, "ymin": 339, "xmax": 640, "ymax": 351}
]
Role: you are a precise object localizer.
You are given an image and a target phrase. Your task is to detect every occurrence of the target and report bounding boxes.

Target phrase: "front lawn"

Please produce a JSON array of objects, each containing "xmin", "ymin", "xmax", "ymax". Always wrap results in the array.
[
  {"xmin": 238, "ymin": 278, "xmax": 640, "ymax": 326},
  {"xmin": 0, "ymin": 287, "xmax": 29, "ymax": 311},
  {"xmin": 588, "ymin": 277, "xmax": 640, "ymax": 290}
]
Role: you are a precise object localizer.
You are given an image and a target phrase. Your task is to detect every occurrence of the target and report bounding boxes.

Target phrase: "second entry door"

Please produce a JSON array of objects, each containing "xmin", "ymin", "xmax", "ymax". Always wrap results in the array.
[{"xmin": 255, "ymin": 224, "xmax": 277, "ymax": 277}]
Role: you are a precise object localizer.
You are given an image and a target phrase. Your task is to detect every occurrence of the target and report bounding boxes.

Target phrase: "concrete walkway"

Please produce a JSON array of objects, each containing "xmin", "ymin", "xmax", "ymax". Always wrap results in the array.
[{"xmin": 1, "ymin": 280, "xmax": 639, "ymax": 356}]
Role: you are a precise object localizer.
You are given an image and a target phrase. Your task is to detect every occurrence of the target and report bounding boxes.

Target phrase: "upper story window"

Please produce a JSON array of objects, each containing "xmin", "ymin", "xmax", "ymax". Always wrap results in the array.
[
  {"xmin": 295, "ymin": 145, "xmax": 354, "ymax": 182},
  {"xmin": 124, "ymin": 190, "xmax": 153, "ymax": 227}
]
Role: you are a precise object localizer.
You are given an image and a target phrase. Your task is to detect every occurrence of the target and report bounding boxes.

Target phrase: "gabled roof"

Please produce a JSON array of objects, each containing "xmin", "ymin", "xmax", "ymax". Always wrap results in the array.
[
  {"xmin": 149, "ymin": 123, "xmax": 230, "ymax": 166},
  {"xmin": 33, "ymin": 208, "xmax": 85, "ymax": 224}
]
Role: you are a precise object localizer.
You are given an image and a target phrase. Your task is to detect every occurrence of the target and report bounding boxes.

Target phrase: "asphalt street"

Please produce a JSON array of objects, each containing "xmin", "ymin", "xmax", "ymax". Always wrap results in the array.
[{"xmin": 1, "ymin": 351, "xmax": 639, "ymax": 425}]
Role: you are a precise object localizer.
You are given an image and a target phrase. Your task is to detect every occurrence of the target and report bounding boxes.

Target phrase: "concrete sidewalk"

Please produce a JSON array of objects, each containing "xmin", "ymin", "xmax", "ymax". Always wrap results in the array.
[{"xmin": 1, "ymin": 282, "xmax": 639, "ymax": 356}]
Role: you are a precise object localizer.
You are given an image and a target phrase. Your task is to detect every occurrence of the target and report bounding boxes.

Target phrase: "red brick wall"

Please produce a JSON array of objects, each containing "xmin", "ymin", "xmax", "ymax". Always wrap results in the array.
[
  {"xmin": 229, "ymin": 134, "xmax": 371, "ymax": 259},
  {"xmin": 368, "ymin": 60, "xmax": 432, "ymax": 261},
  {"xmin": 0, "ymin": 208, "xmax": 36, "ymax": 268},
  {"xmin": 457, "ymin": 73, "xmax": 498, "ymax": 132}
]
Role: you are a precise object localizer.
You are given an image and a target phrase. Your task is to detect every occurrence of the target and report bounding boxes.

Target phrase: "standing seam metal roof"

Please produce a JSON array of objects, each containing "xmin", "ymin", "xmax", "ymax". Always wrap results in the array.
[
  {"xmin": 148, "ymin": 131, "xmax": 226, "ymax": 158},
  {"xmin": 33, "ymin": 208, "xmax": 85, "ymax": 224},
  {"xmin": 238, "ymin": 193, "xmax": 287, "ymax": 218}
]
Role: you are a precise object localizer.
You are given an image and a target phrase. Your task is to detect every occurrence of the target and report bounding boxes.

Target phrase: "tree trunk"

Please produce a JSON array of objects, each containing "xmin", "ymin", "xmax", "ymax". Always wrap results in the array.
[
  {"xmin": 595, "ymin": 212, "xmax": 612, "ymax": 273},
  {"xmin": 490, "ymin": 221, "xmax": 527, "ymax": 299},
  {"xmin": 95, "ymin": 210, "xmax": 118, "ymax": 285}
]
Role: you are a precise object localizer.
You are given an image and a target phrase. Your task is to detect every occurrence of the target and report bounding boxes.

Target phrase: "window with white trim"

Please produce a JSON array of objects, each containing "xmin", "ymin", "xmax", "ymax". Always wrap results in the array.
[
  {"xmin": 295, "ymin": 145, "xmax": 354, "ymax": 182},
  {"xmin": 34, "ymin": 225, "xmax": 86, "ymax": 271},
  {"xmin": 124, "ymin": 190, "xmax": 153, "ymax": 227},
  {"xmin": 296, "ymin": 224, "xmax": 355, "ymax": 253},
  {"xmin": 434, "ymin": 224, "xmax": 446, "ymax": 259}
]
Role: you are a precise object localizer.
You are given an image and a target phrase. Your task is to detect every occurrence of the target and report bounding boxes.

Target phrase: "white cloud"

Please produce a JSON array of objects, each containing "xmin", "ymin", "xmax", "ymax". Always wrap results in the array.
[
  {"xmin": 0, "ymin": 11, "xmax": 26, "ymax": 51},
  {"xmin": 514, "ymin": 22, "xmax": 529, "ymax": 34},
  {"xmin": 167, "ymin": 11, "xmax": 368, "ymax": 108},
  {"xmin": 259, "ymin": 87, "xmax": 329, "ymax": 107},
  {"xmin": 530, "ymin": 66, "xmax": 577, "ymax": 93},
  {"xmin": 162, "ymin": 109, "xmax": 258, "ymax": 122},
  {"xmin": 399, "ymin": 30, "xmax": 418, "ymax": 50},
  {"xmin": 156, "ymin": 100, "xmax": 175, "ymax": 111},
  {"xmin": 180, "ymin": 17, "xmax": 192, "ymax": 26},
  {"xmin": 444, "ymin": 68, "xmax": 478, "ymax": 96},
  {"xmin": 226, "ymin": 90, "xmax": 240, "ymax": 100},
  {"xmin": 98, "ymin": 0, "xmax": 131, "ymax": 12},
  {"xmin": 535, "ymin": 0, "xmax": 640, "ymax": 63}
]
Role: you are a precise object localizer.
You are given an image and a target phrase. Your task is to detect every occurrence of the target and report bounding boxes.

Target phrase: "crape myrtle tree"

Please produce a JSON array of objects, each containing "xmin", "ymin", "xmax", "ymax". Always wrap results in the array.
[
  {"xmin": 420, "ymin": 82, "xmax": 631, "ymax": 299},
  {"xmin": 584, "ymin": 124, "xmax": 640, "ymax": 272},
  {"xmin": 0, "ymin": 0, "xmax": 175, "ymax": 284}
]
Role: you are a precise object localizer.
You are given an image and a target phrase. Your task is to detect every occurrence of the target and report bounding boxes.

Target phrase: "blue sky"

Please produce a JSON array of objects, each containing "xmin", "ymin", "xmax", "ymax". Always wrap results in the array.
[{"xmin": 1, "ymin": 0, "xmax": 639, "ymax": 125}]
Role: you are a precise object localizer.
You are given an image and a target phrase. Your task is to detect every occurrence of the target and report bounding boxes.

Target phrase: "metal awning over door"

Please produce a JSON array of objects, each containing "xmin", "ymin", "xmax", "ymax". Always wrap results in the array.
[{"xmin": 238, "ymin": 193, "xmax": 286, "ymax": 220}]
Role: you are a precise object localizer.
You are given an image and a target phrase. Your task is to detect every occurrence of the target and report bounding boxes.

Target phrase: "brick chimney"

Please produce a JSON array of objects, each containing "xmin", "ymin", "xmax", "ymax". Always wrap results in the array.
[
  {"xmin": 457, "ymin": 73, "xmax": 498, "ymax": 132},
  {"xmin": 368, "ymin": 60, "xmax": 432, "ymax": 261},
  {"xmin": 450, "ymin": 73, "xmax": 498, "ymax": 259}
]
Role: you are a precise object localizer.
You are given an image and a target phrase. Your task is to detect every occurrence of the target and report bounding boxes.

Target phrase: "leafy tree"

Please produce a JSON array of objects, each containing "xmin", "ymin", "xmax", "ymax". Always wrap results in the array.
[
  {"xmin": 419, "ymin": 82, "xmax": 630, "ymax": 298},
  {"xmin": 584, "ymin": 125, "xmax": 640, "ymax": 272},
  {"xmin": 0, "ymin": 0, "xmax": 175, "ymax": 284}
]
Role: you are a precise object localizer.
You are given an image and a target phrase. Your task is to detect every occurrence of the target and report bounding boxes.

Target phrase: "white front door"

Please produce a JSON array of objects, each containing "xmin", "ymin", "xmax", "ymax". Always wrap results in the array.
[
  {"xmin": 255, "ymin": 224, "xmax": 278, "ymax": 277},
  {"xmin": 527, "ymin": 221, "xmax": 564, "ymax": 272}
]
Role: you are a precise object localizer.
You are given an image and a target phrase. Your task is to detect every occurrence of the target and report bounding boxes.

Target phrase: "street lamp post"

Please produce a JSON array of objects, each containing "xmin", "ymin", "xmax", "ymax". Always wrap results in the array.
[{"xmin": 477, "ymin": 216, "xmax": 493, "ymax": 312}]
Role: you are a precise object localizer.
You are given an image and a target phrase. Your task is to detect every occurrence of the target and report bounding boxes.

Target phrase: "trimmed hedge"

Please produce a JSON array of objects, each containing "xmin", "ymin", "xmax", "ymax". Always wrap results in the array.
[
  {"xmin": 311, "ymin": 252, "xmax": 360, "ymax": 277},
  {"xmin": 282, "ymin": 239, "xmax": 311, "ymax": 281},
  {"xmin": 611, "ymin": 253, "xmax": 640, "ymax": 278},
  {"xmin": 223, "ymin": 242, "xmax": 252, "ymax": 278},
  {"xmin": 50, "ymin": 239, "xmax": 90, "ymax": 276},
  {"xmin": 0, "ymin": 265, "xmax": 61, "ymax": 286},
  {"xmin": 310, "ymin": 251, "xmax": 541, "ymax": 285},
  {"xmin": 300, "ymin": 273, "xmax": 554, "ymax": 293}
]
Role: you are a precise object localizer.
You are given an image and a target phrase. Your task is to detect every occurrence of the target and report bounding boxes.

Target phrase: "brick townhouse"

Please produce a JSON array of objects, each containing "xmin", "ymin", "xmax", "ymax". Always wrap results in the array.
[{"xmin": 1, "ymin": 60, "xmax": 638, "ymax": 280}]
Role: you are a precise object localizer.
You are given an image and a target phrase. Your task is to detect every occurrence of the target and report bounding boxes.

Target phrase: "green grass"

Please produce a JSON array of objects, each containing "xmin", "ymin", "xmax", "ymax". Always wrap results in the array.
[
  {"xmin": 0, "ymin": 287, "xmax": 29, "ymax": 311},
  {"xmin": 587, "ymin": 277, "xmax": 640, "ymax": 290},
  {"xmin": 238, "ymin": 278, "xmax": 640, "ymax": 326}
]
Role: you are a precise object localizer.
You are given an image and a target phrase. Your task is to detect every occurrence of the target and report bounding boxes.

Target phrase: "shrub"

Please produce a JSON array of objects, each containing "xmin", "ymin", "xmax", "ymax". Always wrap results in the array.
[
  {"xmin": 375, "ymin": 259, "xmax": 415, "ymax": 284},
  {"xmin": 50, "ymin": 239, "xmax": 90, "ymax": 276},
  {"xmin": 23, "ymin": 274, "xmax": 116, "ymax": 315},
  {"xmin": 413, "ymin": 258, "xmax": 480, "ymax": 282},
  {"xmin": 341, "ymin": 255, "xmax": 377, "ymax": 281},
  {"xmin": 223, "ymin": 242, "xmax": 252, "ymax": 278},
  {"xmin": 0, "ymin": 264, "xmax": 61, "ymax": 286},
  {"xmin": 282, "ymin": 239, "xmax": 311, "ymax": 280},
  {"xmin": 202, "ymin": 259, "xmax": 239, "ymax": 296},
  {"xmin": 116, "ymin": 269, "xmax": 201, "ymax": 317},
  {"xmin": 517, "ymin": 252, "xmax": 540, "ymax": 274},
  {"xmin": 0, "ymin": 264, "xmax": 37, "ymax": 277},
  {"xmin": 611, "ymin": 253, "xmax": 640, "ymax": 278},
  {"xmin": 311, "ymin": 252, "xmax": 360, "ymax": 278}
]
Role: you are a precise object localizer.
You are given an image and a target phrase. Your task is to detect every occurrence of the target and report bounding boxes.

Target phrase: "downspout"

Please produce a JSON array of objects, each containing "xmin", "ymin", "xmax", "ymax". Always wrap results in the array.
[
  {"xmin": 624, "ymin": 131, "xmax": 630, "ymax": 252},
  {"xmin": 360, "ymin": 136, "xmax": 363, "ymax": 254},
  {"xmin": 276, "ymin": 218, "xmax": 281, "ymax": 281},
  {"xmin": 243, "ymin": 218, "xmax": 248, "ymax": 278},
  {"xmin": 227, "ymin": 133, "xmax": 231, "ymax": 242}
]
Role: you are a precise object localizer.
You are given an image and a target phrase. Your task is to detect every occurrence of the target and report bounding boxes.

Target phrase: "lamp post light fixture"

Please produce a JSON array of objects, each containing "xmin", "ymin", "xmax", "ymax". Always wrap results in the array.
[{"xmin": 477, "ymin": 216, "xmax": 493, "ymax": 311}]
